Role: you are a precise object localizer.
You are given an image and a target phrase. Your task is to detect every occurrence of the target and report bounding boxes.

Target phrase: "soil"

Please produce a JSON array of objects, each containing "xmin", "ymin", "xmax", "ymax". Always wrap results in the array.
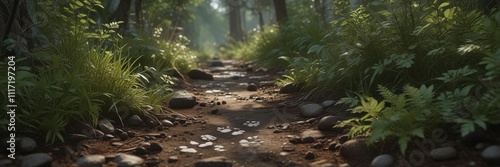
[{"xmin": 7, "ymin": 59, "xmax": 500, "ymax": 167}]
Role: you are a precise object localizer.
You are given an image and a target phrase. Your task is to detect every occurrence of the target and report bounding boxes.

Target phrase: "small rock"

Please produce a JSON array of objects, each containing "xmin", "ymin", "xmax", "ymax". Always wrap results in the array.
[
  {"xmin": 135, "ymin": 146, "xmax": 148, "ymax": 155},
  {"xmin": 76, "ymin": 155, "xmax": 106, "ymax": 167},
  {"xmin": 302, "ymin": 136, "xmax": 316, "ymax": 143},
  {"xmin": 370, "ymin": 154, "xmax": 395, "ymax": 167},
  {"xmin": 337, "ymin": 135, "xmax": 350, "ymax": 144},
  {"xmin": 288, "ymin": 135, "xmax": 302, "ymax": 144},
  {"xmin": 340, "ymin": 139, "xmax": 376, "ymax": 166},
  {"xmin": 104, "ymin": 134, "xmax": 114, "ymax": 140},
  {"xmin": 318, "ymin": 116, "xmax": 341, "ymax": 131},
  {"xmin": 169, "ymin": 90, "xmax": 197, "ymax": 109},
  {"xmin": 430, "ymin": 146, "xmax": 458, "ymax": 160},
  {"xmin": 482, "ymin": 145, "xmax": 500, "ymax": 165},
  {"xmin": 210, "ymin": 59, "xmax": 224, "ymax": 67},
  {"xmin": 98, "ymin": 119, "xmax": 115, "ymax": 134},
  {"xmin": 199, "ymin": 103, "xmax": 208, "ymax": 107},
  {"xmin": 300, "ymin": 104, "xmax": 324, "ymax": 118},
  {"xmin": 20, "ymin": 153, "xmax": 52, "ymax": 167},
  {"xmin": 127, "ymin": 131, "xmax": 136, "ymax": 137},
  {"xmin": 114, "ymin": 154, "xmax": 145, "ymax": 167},
  {"xmin": 211, "ymin": 109, "xmax": 220, "ymax": 115},
  {"xmin": 282, "ymin": 144, "xmax": 296, "ymax": 152},
  {"xmin": 321, "ymin": 100, "xmax": 336, "ymax": 108},
  {"xmin": 127, "ymin": 115, "xmax": 143, "ymax": 126},
  {"xmin": 19, "ymin": 137, "xmax": 37, "ymax": 154},
  {"xmin": 93, "ymin": 129, "xmax": 105, "ymax": 139},
  {"xmin": 150, "ymin": 142, "xmax": 163, "ymax": 152},
  {"xmin": 305, "ymin": 151, "xmax": 316, "ymax": 160},
  {"xmin": 168, "ymin": 156, "xmax": 179, "ymax": 163},
  {"xmin": 301, "ymin": 130, "xmax": 325, "ymax": 139},
  {"xmin": 221, "ymin": 101, "xmax": 227, "ymax": 105},
  {"xmin": 306, "ymin": 118, "xmax": 317, "ymax": 123},
  {"xmin": 119, "ymin": 132, "xmax": 129, "ymax": 141},
  {"xmin": 188, "ymin": 69, "xmax": 214, "ymax": 81},
  {"xmin": 194, "ymin": 156, "xmax": 232, "ymax": 167},
  {"xmin": 161, "ymin": 120, "xmax": 174, "ymax": 127},
  {"xmin": 311, "ymin": 142, "xmax": 324, "ymax": 149},
  {"xmin": 327, "ymin": 141, "xmax": 340, "ymax": 151},
  {"xmin": 111, "ymin": 142, "xmax": 124, "ymax": 147},
  {"xmin": 247, "ymin": 83, "xmax": 258, "ymax": 91}
]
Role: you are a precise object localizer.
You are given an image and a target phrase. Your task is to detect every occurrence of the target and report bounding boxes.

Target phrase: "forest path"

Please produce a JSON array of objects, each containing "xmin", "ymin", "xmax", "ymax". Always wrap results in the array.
[{"xmin": 154, "ymin": 59, "xmax": 343, "ymax": 167}]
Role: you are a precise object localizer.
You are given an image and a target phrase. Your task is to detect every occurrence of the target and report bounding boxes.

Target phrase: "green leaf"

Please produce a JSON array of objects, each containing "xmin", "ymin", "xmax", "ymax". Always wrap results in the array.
[{"xmin": 438, "ymin": 2, "xmax": 449, "ymax": 9}]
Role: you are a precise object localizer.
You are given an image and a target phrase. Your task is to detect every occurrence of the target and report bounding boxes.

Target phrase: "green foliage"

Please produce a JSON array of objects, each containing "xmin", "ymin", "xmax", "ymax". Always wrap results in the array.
[
  {"xmin": 339, "ymin": 85, "xmax": 436, "ymax": 154},
  {"xmin": 0, "ymin": 0, "xmax": 197, "ymax": 144}
]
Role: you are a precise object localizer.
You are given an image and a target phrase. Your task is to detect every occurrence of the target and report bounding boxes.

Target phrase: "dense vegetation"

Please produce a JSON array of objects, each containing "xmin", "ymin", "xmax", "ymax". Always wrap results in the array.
[
  {"xmin": 221, "ymin": 0, "xmax": 500, "ymax": 154},
  {"xmin": 0, "ymin": 0, "xmax": 199, "ymax": 143}
]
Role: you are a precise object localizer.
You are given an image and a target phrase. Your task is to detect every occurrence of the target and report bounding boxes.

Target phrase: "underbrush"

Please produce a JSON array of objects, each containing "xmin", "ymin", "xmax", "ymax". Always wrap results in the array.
[
  {"xmin": 0, "ymin": 0, "xmax": 197, "ymax": 143},
  {"xmin": 227, "ymin": 0, "xmax": 500, "ymax": 155}
]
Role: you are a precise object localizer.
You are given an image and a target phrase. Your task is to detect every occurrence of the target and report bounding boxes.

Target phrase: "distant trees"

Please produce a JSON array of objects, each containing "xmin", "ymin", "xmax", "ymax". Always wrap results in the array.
[
  {"xmin": 273, "ymin": 0, "xmax": 288, "ymax": 24},
  {"xmin": 227, "ymin": 0, "xmax": 244, "ymax": 41}
]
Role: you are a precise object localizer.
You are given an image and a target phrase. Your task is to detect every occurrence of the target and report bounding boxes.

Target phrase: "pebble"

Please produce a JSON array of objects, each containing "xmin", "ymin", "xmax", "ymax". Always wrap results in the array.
[
  {"xmin": 300, "ymin": 103, "xmax": 324, "ymax": 118},
  {"xmin": 114, "ymin": 154, "xmax": 144, "ymax": 167},
  {"xmin": 247, "ymin": 83, "xmax": 258, "ymax": 91},
  {"xmin": 317, "ymin": 116, "xmax": 341, "ymax": 131},
  {"xmin": 430, "ymin": 146, "xmax": 458, "ymax": 160},
  {"xmin": 305, "ymin": 151, "xmax": 316, "ymax": 160},
  {"xmin": 126, "ymin": 115, "xmax": 143, "ymax": 126},
  {"xmin": 289, "ymin": 135, "xmax": 302, "ymax": 144},
  {"xmin": 19, "ymin": 137, "xmax": 37, "ymax": 154},
  {"xmin": 321, "ymin": 100, "xmax": 336, "ymax": 108},
  {"xmin": 150, "ymin": 142, "xmax": 163, "ymax": 152},
  {"xmin": 119, "ymin": 132, "xmax": 129, "ymax": 141},
  {"xmin": 161, "ymin": 120, "xmax": 174, "ymax": 127},
  {"xmin": 134, "ymin": 146, "xmax": 148, "ymax": 155},
  {"xmin": 20, "ymin": 153, "xmax": 53, "ymax": 167},
  {"xmin": 282, "ymin": 144, "xmax": 296, "ymax": 152},
  {"xmin": 98, "ymin": 119, "xmax": 115, "ymax": 134},
  {"xmin": 370, "ymin": 154, "xmax": 395, "ymax": 167},
  {"xmin": 302, "ymin": 136, "xmax": 316, "ymax": 143},
  {"xmin": 482, "ymin": 145, "xmax": 500, "ymax": 165},
  {"xmin": 168, "ymin": 156, "xmax": 179, "ymax": 163},
  {"xmin": 76, "ymin": 155, "xmax": 106, "ymax": 167}
]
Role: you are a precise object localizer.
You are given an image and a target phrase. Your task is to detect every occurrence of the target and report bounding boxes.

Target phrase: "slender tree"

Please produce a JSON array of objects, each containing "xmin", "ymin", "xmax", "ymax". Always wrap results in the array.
[
  {"xmin": 111, "ymin": 0, "xmax": 132, "ymax": 34},
  {"xmin": 273, "ymin": 0, "xmax": 288, "ymax": 24},
  {"xmin": 227, "ymin": 0, "xmax": 244, "ymax": 41}
]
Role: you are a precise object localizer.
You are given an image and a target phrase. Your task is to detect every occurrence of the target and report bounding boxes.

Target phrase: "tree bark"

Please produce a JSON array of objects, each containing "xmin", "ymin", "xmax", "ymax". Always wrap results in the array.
[
  {"xmin": 273, "ymin": 0, "xmax": 288, "ymax": 24},
  {"xmin": 227, "ymin": 0, "xmax": 244, "ymax": 41},
  {"xmin": 134, "ymin": 0, "xmax": 143, "ymax": 32},
  {"xmin": 113, "ymin": 0, "xmax": 132, "ymax": 35}
]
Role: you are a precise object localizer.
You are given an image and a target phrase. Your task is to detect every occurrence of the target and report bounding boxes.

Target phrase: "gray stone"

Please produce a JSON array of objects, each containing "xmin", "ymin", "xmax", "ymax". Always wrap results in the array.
[
  {"xmin": 161, "ymin": 120, "xmax": 174, "ymax": 127},
  {"xmin": 76, "ymin": 155, "xmax": 106, "ymax": 167},
  {"xmin": 305, "ymin": 151, "xmax": 316, "ymax": 160},
  {"xmin": 246, "ymin": 83, "xmax": 258, "ymax": 91},
  {"xmin": 168, "ymin": 156, "xmax": 179, "ymax": 162},
  {"xmin": 134, "ymin": 146, "xmax": 148, "ymax": 155},
  {"xmin": 119, "ymin": 132, "xmax": 129, "ymax": 141},
  {"xmin": 169, "ymin": 90, "xmax": 197, "ymax": 109},
  {"xmin": 370, "ymin": 154, "xmax": 395, "ymax": 167},
  {"xmin": 19, "ymin": 137, "xmax": 37, "ymax": 154},
  {"xmin": 318, "ymin": 116, "xmax": 341, "ymax": 131},
  {"xmin": 300, "ymin": 104, "xmax": 324, "ymax": 118},
  {"xmin": 430, "ymin": 146, "xmax": 458, "ymax": 160},
  {"xmin": 482, "ymin": 145, "xmax": 500, "ymax": 165},
  {"xmin": 210, "ymin": 59, "xmax": 224, "ymax": 67},
  {"xmin": 340, "ymin": 139, "xmax": 376, "ymax": 166},
  {"xmin": 188, "ymin": 69, "xmax": 214, "ymax": 80},
  {"xmin": 93, "ymin": 129, "xmax": 105, "ymax": 139},
  {"xmin": 301, "ymin": 130, "xmax": 325, "ymax": 139},
  {"xmin": 114, "ymin": 154, "xmax": 144, "ymax": 167},
  {"xmin": 194, "ymin": 156, "xmax": 232, "ymax": 167},
  {"xmin": 321, "ymin": 100, "xmax": 336, "ymax": 108},
  {"xmin": 126, "ymin": 115, "xmax": 143, "ymax": 126},
  {"xmin": 150, "ymin": 142, "xmax": 163, "ymax": 152},
  {"xmin": 302, "ymin": 136, "xmax": 315, "ymax": 143},
  {"xmin": 20, "ymin": 153, "xmax": 52, "ymax": 167},
  {"xmin": 288, "ymin": 135, "xmax": 302, "ymax": 144},
  {"xmin": 98, "ymin": 119, "xmax": 115, "ymax": 134},
  {"xmin": 282, "ymin": 144, "xmax": 296, "ymax": 152}
]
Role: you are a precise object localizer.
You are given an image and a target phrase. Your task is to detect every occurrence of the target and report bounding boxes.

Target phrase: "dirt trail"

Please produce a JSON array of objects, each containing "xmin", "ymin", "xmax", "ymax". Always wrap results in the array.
[{"xmin": 154, "ymin": 60, "xmax": 342, "ymax": 166}]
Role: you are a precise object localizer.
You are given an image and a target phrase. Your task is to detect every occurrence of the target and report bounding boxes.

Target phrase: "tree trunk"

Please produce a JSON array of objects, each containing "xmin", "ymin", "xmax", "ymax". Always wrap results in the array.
[
  {"xmin": 273, "ymin": 0, "xmax": 288, "ymax": 24},
  {"xmin": 134, "ymin": 0, "xmax": 143, "ymax": 32},
  {"xmin": 258, "ymin": 10, "xmax": 264, "ymax": 30},
  {"xmin": 113, "ymin": 0, "xmax": 132, "ymax": 35},
  {"xmin": 227, "ymin": 0, "xmax": 244, "ymax": 41}
]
